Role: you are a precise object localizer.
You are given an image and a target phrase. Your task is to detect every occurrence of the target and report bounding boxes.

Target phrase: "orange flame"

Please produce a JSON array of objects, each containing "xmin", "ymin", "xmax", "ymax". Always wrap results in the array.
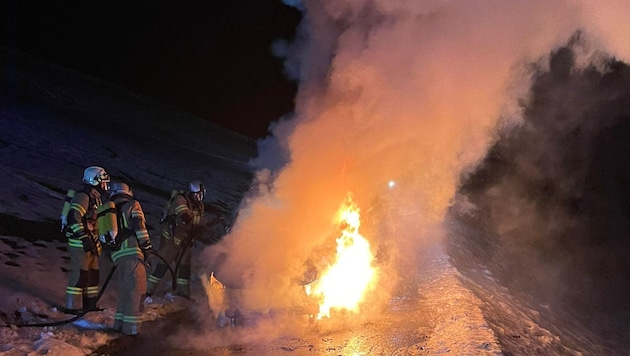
[{"xmin": 307, "ymin": 194, "xmax": 377, "ymax": 319}]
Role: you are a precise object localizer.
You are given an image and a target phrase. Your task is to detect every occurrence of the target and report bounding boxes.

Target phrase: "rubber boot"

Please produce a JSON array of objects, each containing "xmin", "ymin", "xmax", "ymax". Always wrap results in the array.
[
  {"xmin": 83, "ymin": 296, "xmax": 102, "ymax": 312},
  {"xmin": 62, "ymin": 294, "xmax": 82, "ymax": 315}
]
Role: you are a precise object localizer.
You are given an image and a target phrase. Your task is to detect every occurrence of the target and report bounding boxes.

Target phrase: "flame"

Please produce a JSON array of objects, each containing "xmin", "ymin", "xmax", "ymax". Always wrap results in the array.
[{"xmin": 307, "ymin": 194, "xmax": 377, "ymax": 319}]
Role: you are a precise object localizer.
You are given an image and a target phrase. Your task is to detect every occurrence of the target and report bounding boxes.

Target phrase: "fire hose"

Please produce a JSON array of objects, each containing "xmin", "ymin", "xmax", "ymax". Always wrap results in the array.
[{"xmin": 4, "ymin": 249, "xmax": 176, "ymax": 328}]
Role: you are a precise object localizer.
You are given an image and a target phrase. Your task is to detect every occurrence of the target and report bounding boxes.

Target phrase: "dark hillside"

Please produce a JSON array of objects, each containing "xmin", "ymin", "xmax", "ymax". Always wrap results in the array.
[
  {"xmin": 451, "ymin": 39, "xmax": 630, "ymax": 345},
  {"xmin": 0, "ymin": 46, "xmax": 257, "ymax": 239}
]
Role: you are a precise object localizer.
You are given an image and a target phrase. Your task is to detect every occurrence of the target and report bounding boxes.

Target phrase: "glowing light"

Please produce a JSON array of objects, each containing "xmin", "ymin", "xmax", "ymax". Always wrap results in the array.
[
  {"xmin": 388, "ymin": 180, "xmax": 395, "ymax": 188},
  {"xmin": 307, "ymin": 194, "xmax": 377, "ymax": 319}
]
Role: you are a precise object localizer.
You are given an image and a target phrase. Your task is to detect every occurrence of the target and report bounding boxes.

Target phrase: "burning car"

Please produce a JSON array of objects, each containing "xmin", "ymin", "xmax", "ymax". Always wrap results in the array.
[{"xmin": 203, "ymin": 193, "xmax": 382, "ymax": 327}]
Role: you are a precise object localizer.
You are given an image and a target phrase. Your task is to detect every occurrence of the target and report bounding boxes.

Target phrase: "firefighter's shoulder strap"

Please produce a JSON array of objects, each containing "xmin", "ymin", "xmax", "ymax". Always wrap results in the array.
[
  {"xmin": 160, "ymin": 189, "xmax": 185, "ymax": 223},
  {"xmin": 115, "ymin": 200, "xmax": 135, "ymax": 243}
]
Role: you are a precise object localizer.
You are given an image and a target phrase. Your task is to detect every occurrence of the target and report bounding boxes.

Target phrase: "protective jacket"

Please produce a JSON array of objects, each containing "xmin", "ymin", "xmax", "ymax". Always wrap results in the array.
[
  {"xmin": 64, "ymin": 185, "xmax": 103, "ymax": 311},
  {"xmin": 166, "ymin": 193, "xmax": 205, "ymax": 245},
  {"xmin": 110, "ymin": 193, "xmax": 151, "ymax": 336},
  {"xmin": 147, "ymin": 192, "xmax": 205, "ymax": 298}
]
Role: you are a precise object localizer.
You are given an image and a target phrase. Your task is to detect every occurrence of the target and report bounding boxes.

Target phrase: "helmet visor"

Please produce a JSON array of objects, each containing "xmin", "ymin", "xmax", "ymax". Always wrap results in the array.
[
  {"xmin": 188, "ymin": 181, "xmax": 205, "ymax": 202},
  {"xmin": 97, "ymin": 172, "xmax": 110, "ymax": 192},
  {"xmin": 97, "ymin": 171, "xmax": 110, "ymax": 183},
  {"xmin": 191, "ymin": 190, "xmax": 204, "ymax": 202}
]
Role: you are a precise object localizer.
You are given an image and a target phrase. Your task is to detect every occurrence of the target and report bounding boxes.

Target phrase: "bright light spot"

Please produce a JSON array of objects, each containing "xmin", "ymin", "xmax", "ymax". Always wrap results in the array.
[
  {"xmin": 307, "ymin": 193, "xmax": 378, "ymax": 319},
  {"xmin": 388, "ymin": 180, "xmax": 395, "ymax": 188}
]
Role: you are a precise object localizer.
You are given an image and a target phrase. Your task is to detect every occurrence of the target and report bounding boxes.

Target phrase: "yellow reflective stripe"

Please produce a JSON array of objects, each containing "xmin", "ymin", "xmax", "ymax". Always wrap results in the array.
[
  {"xmin": 148, "ymin": 275, "xmax": 161, "ymax": 283},
  {"xmin": 192, "ymin": 215, "xmax": 200, "ymax": 225},
  {"xmin": 86, "ymin": 286, "xmax": 99, "ymax": 296},
  {"xmin": 111, "ymin": 247, "xmax": 142, "ymax": 261},
  {"xmin": 123, "ymin": 315, "xmax": 142, "ymax": 323},
  {"xmin": 174, "ymin": 204, "xmax": 188, "ymax": 215},
  {"xmin": 66, "ymin": 286, "xmax": 82, "ymax": 295},
  {"xmin": 70, "ymin": 224, "xmax": 83, "ymax": 233},
  {"xmin": 136, "ymin": 231, "xmax": 149, "ymax": 240},
  {"xmin": 68, "ymin": 238, "xmax": 83, "ymax": 248},
  {"xmin": 70, "ymin": 203, "xmax": 86, "ymax": 216},
  {"xmin": 131, "ymin": 209, "xmax": 145, "ymax": 219},
  {"xmin": 161, "ymin": 230, "xmax": 171, "ymax": 238},
  {"xmin": 176, "ymin": 278, "xmax": 189, "ymax": 285},
  {"xmin": 122, "ymin": 213, "xmax": 128, "ymax": 228}
]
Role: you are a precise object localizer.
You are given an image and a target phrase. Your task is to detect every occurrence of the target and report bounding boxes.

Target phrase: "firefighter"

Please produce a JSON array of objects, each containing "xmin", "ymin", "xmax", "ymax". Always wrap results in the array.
[
  {"xmin": 108, "ymin": 182, "xmax": 153, "ymax": 336},
  {"xmin": 146, "ymin": 180, "xmax": 214, "ymax": 301},
  {"xmin": 63, "ymin": 166, "xmax": 110, "ymax": 314}
]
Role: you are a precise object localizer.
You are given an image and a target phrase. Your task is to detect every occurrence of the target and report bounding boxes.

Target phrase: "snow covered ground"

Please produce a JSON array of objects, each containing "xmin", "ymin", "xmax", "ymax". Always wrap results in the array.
[{"xmin": 0, "ymin": 46, "xmax": 256, "ymax": 354}]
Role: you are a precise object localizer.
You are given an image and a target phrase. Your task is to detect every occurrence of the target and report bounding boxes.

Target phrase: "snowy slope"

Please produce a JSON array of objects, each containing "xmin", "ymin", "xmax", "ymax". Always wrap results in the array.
[{"xmin": 0, "ymin": 46, "xmax": 257, "ymax": 354}]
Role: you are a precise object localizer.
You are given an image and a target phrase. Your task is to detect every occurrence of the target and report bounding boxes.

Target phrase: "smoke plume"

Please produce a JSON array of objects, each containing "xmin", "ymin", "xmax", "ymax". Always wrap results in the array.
[{"xmin": 198, "ymin": 0, "xmax": 630, "ymax": 342}]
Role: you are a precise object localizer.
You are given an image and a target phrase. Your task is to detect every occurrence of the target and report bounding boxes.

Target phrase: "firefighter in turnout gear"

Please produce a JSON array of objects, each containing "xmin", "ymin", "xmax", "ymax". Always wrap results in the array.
[
  {"xmin": 63, "ymin": 166, "xmax": 110, "ymax": 314},
  {"xmin": 107, "ymin": 182, "xmax": 153, "ymax": 336},
  {"xmin": 146, "ymin": 180, "xmax": 208, "ymax": 300}
]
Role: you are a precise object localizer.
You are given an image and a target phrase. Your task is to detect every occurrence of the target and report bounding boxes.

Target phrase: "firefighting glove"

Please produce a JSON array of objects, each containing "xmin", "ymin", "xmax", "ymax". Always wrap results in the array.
[
  {"xmin": 82, "ymin": 236, "xmax": 97, "ymax": 252},
  {"xmin": 140, "ymin": 240, "xmax": 152, "ymax": 261},
  {"xmin": 140, "ymin": 240, "xmax": 153, "ymax": 251}
]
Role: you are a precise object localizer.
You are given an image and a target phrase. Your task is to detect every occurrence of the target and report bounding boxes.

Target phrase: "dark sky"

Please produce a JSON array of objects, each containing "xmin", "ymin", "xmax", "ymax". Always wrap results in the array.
[{"xmin": 1, "ymin": 1, "xmax": 302, "ymax": 139}]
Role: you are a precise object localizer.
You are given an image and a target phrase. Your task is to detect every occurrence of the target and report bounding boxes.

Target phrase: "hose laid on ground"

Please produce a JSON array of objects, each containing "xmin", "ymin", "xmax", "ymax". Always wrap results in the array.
[
  {"xmin": 5, "ymin": 249, "xmax": 176, "ymax": 328},
  {"xmin": 6, "ymin": 264, "xmax": 118, "ymax": 328}
]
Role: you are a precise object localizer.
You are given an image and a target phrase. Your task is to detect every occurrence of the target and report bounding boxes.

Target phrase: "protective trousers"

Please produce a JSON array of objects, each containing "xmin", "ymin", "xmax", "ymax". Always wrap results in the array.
[
  {"xmin": 113, "ymin": 256, "xmax": 147, "ymax": 336},
  {"xmin": 66, "ymin": 246, "xmax": 99, "ymax": 311},
  {"xmin": 146, "ymin": 236, "xmax": 191, "ymax": 297}
]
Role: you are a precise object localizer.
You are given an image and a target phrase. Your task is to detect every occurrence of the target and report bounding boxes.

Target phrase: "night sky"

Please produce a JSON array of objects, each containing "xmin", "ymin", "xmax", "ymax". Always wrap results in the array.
[{"xmin": 1, "ymin": 1, "xmax": 302, "ymax": 139}]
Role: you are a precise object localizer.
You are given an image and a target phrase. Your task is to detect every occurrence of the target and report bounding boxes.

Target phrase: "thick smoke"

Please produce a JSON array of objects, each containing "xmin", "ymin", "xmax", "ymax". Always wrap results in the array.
[
  {"xmin": 197, "ymin": 0, "xmax": 630, "ymax": 343},
  {"xmin": 454, "ymin": 38, "xmax": 630, "ymax": 344}
]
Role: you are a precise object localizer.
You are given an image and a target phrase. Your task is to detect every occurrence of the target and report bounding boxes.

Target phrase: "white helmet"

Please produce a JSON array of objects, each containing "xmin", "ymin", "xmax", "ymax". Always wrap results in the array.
[
  {"xmin": 83, "ymin": 166, "xmax": 110, "ymax": 186},
  {"xmin": 110, "ymin": 182, "xmax": 133, "ymax": 197},
  {"xmin": 188, "ymin": 180, "xmax": 206, "ymax": 202}
]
